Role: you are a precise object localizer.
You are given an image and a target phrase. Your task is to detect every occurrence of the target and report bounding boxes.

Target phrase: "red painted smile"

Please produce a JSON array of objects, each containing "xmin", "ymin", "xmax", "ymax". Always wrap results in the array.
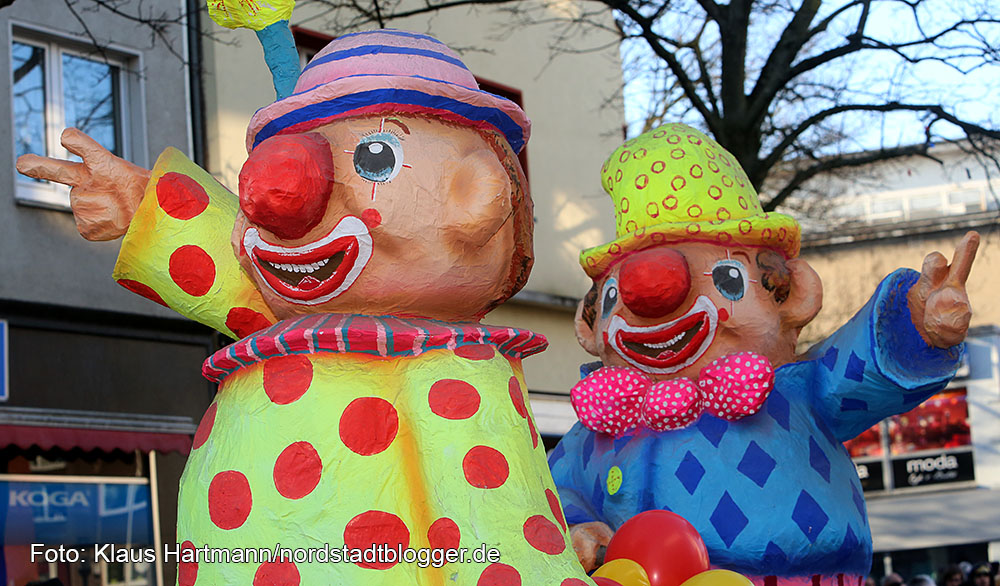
[
  {"xmin": 606, "ymin": 296, "xmax": 719, "ymax": 374},
  {"xmin": 244, "ymin": 216, "xmax": 373, "ymax": 305}
]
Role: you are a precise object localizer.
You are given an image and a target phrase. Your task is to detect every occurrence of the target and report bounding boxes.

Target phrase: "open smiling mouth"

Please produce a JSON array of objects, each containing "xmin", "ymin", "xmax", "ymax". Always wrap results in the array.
[
  {"xmin": 243, "ymin": 216, "xmax": 373, "ymax": 305},
  {"xmin": 606, "ymin": 296, "xmax": 719, "ymax": 374}
]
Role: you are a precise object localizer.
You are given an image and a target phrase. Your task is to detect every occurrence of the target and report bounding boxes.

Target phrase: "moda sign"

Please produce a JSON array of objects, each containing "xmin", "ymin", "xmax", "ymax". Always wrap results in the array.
[{"xmin": 891, "ymin": 450, "xmax": 974, "ymax": 488}]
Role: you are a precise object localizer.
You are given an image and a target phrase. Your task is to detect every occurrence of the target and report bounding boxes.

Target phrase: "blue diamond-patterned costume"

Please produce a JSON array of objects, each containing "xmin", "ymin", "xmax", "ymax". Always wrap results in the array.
[{"xmin": 549, "ymin": 269, "xmax": 963, "ymax": 586}]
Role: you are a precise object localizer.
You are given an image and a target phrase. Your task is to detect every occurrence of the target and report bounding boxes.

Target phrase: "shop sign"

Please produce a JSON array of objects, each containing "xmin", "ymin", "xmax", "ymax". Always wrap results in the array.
[
  {"xmin": 890, "ymin": 450, "xmax": 975, "ymax": 488},
  {"xmin": 855, "ymin": 460, "xmax": 885, "ymax": 492},
  {"xmin": 2, "ymin": 480, "xmax": 152, "ymax": 545}
]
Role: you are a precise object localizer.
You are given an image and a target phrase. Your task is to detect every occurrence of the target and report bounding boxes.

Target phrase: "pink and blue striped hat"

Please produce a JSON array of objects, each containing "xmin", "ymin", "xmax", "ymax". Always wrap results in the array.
[{"xmin": 246, "ymin": 29, "xmax": 531, "ymax": 154}]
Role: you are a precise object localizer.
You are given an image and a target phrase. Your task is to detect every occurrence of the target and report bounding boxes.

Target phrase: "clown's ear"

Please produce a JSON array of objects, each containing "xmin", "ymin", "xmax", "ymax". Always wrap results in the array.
[
  {"xmin": 780, "ymin": 258, "xmax": 823, "ymax": 330},
  {"xmin": 574, "ymin": 298, "xmax": 600, "ymax": 356}
]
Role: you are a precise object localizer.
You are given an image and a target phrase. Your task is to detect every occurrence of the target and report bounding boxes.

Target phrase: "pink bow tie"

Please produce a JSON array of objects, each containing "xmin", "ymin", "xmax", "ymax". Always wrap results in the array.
[{"xmin": 570, "ymin": 352, "xmax": 775, "ymax": 437}]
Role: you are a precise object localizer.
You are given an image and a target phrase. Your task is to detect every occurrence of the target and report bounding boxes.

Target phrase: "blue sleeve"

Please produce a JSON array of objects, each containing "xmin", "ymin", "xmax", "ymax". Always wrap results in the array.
[
  {"xmin": 548, "ymin": 425, "xmax": 601, "ymax": 525},
  {"xmin": 801, "ymin": 268, "xmax": 963, "ymax": 442}
]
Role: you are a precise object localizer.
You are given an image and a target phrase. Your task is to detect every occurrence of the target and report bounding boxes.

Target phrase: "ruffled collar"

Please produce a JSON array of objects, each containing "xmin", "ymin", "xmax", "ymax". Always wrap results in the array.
[{"xmin": 203, "ymin": 313, "xmax": 547, "ymax": 382}]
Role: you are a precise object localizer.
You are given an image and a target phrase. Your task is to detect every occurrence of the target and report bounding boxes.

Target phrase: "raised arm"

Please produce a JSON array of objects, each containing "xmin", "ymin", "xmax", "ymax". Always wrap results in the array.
[
  {"xmin": 16, "ymin": 128, "xmax": 150, "ymax": 241},
  {"xmin": 803, "ymin": 232, "xmax": 979, "ymax": 442}
]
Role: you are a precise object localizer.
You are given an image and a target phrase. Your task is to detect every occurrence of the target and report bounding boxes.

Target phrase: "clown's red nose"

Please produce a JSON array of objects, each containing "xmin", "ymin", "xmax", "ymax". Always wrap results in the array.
[
  {"xmin": 619, "ymin": 249, "xmax": 691, "ymax": 318},
  {"xmin": 238, "ymin": 133, "xmax": 335, "ymax": 241}
]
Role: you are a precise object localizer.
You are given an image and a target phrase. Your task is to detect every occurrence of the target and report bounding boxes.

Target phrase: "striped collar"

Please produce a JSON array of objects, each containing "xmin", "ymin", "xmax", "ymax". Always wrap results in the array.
[{"xmin": 203, "ymin": 313, "xmax": 548, "ymax": 383}]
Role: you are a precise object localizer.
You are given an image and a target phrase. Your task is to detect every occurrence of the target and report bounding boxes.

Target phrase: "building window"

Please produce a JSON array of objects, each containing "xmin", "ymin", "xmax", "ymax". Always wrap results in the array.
[{"xmin": 11, "ymin": 32, "xmax": 134, "ymax": 209}]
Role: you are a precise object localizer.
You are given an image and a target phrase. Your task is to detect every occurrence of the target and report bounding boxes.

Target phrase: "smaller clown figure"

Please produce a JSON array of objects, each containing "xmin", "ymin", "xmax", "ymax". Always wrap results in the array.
[{"xmin": 549, "ymin": 123, "xmax": 978, "ymax": 586}]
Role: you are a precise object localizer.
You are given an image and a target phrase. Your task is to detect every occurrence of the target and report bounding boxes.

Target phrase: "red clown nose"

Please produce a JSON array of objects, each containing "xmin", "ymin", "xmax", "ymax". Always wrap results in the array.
[
  {"xmin": 619, "ymin": 248, "xmax": 691, "ymax": 318},
  {"xmin": 239, "ymin": 133, "xmax": 335, "ymax": 241}
]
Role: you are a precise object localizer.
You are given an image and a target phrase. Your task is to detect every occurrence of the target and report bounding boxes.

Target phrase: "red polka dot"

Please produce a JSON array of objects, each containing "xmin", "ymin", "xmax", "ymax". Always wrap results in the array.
[
  {"xmin": 226, "ymin": 307, "xmax": 272, "ymax": 339},
  {"xmin": 688, "ymin": 204, "xmax": 703, "ymax": 217},
  {"xmin": 562, "ymin": 580, "xmax": 589, "ymax": 586},
  {"xmin": 192, "ymin": 403, "xmax": 217, "ymax": 450},
  {"xmin": 340, "ymin": 397, "xmax": 398, "ymax": 456},
  {"xmin": 208, "ymin": 470, "xmax": 251, "ymax": 530},
  {"xmin": 156, "ymin": 172, "xmax": 209, "ymax": 220},
  {"xmin": 634, "ymin": 174, "xmax": 649, "ymax": 189},
  {"xmin": 651, "ymin": 160, "xmax": 666, "ymax": 173},
  {"xmin": 253, "ymin": 559, "xmax": 300, "ymax": 586},
  {"xmin": 508, "ymin": 377, "xmax": 528, "ymax": 419},
  {"xmin": 463, "ymin": 446, "xmax": 509, "ymax": 489},
  {"xmin": 478, "ymin": 563, "xmax": 521, "ymax": 586},
  {"xmin": 343, "ymin": 510, "xmax": 409, "ymax": 569},
  {"xmin": 454, "ymin": 345, "xmax": 496, "ymax": 360},
  {"xmin": 169, "ymin": 245, "xmax": 215, "ymax": 297},
  {"xmin": 263, "ymin": 355, "xmax": 313, "ymax": 404},
  {"xmin": 429, "ymin": 380, "xmax": 481, "ymax": 420},
  {"xmin": 523, "ymin": 515, "xmax": 566, "ymax": 555},
  {"xmin": 273, "ymin": 441, "xmax": 322, "ymax": 499},
  {"xmin": 361, "ymin": 208, "xmax": 382, "ymax": 229},
  {"xmin": 671, "ymin": 175, "xmax": 686, "ymax": 191},
  {"xmin": 177, "ymin": 541, "xmax": 197, "ymax": 586},
  {"xmin": 117, "ymin": 279, "xmax": 167, "ymax": 306},
  {"xmin": 427, "ymin": 517, "xmax": 461, "ymax": 550},
  {"xmin": 545, "ymin": 489, "xmax": 567, "ymax": 531},
  {"xmin": 527, "ymin": 415, "xmax": 539, "ymax": 449}
]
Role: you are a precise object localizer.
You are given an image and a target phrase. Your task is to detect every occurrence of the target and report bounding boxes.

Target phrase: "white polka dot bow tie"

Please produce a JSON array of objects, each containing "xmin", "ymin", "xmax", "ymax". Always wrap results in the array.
[{"xmin": 570, "ymin": 352, "xmax": 775, "ymax": 438}]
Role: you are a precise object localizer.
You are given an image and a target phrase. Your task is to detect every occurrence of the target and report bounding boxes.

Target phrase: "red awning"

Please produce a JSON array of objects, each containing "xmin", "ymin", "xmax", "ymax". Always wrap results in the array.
[{"xmin": 0, "ymin": 424, "xmax": 192, "ymax": 455}]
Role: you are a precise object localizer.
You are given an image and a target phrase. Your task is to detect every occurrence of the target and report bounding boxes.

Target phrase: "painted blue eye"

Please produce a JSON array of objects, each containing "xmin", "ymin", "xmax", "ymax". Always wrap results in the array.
[
  {"xmin": 712, "ymin": 260, "xmax": 747, "ymax": 301},
  {"xmin": 354, "ymin": 132, "xmax": 404, "ymax": 182},
  {"xmin": 601, "ymin": 277, "xmax": 619, "ymax": 319}
]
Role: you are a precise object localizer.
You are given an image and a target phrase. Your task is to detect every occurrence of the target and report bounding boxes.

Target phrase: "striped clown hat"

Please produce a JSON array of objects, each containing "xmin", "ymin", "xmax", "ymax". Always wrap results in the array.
[
  {"xmin": 580, "ymin": 123, "xmax": 800, "ymax": 278},
  {"xmin": 246, "ymin": 29, "xmax": 530, "ymax": 154}
]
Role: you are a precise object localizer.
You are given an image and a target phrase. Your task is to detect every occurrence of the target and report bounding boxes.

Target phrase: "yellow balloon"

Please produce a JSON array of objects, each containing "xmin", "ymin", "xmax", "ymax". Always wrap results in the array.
[
  {"xmin": 593, "ymin": 558, "xmax": 651, "ymax": 586},
  {"xmin": 680, "ymin": 569, "xmax": 755, "ymax": 586}
]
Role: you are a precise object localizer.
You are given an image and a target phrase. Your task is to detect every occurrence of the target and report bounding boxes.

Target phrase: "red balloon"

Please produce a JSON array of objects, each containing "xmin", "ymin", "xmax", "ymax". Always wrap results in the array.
[{"xmin": 605, "ymin": 510, "xmax": 711, "ymax": 586}]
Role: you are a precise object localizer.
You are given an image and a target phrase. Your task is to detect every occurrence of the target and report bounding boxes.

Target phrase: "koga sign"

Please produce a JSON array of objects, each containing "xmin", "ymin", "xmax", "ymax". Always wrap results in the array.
[
  {"xmin": 9, "ymin": 488, "xmax": 90, "ymax": 507},
  {"xmin": 891, "ymin": 450, "xmax": 974, "ymax": 488}
]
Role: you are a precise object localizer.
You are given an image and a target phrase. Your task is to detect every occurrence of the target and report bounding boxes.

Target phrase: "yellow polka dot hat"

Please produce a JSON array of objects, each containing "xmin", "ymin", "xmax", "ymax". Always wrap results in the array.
[{"xmin": 580, "ymin": 123, "xmax": 801, "ymax": 278}]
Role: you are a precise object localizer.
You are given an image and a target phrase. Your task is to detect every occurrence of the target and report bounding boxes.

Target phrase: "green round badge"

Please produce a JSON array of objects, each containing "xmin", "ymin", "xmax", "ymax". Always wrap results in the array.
[{"xmin": 606, "ymin": 465, "xmax": 623, "ymax": 495}]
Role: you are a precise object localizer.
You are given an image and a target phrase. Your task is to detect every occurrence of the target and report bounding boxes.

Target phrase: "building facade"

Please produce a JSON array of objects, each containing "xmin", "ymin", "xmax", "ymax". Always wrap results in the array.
[{"xmin": 0, "ymin": 2, "xmax": 211, "ymax": 585}]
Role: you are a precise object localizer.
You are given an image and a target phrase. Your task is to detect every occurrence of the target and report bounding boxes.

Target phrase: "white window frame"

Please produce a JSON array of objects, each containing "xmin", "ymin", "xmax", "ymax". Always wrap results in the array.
[{"xmin": 10, "ymin": 25, "xmax": 144, "ymax": 210}]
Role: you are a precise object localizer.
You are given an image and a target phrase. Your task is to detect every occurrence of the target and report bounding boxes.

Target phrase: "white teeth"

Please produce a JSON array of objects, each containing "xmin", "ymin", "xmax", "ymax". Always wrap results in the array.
[
  {"xmin": 647, "ymin": 332, "xmax": 686, "ymax": 349},
  {"xmin": 270, "ymin": 259, "xmax": 329, "ymax": 274}
]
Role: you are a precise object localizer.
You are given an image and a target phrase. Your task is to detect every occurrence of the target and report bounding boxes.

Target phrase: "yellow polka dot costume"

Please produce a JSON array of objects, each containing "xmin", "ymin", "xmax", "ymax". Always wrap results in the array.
[
  {"xmin": 582, "ymin": 123, "xmax": 800, "ymax": 278},
  {"xmin": 113, "ymin": 149, "xmax": 596, "ymax": 586}
]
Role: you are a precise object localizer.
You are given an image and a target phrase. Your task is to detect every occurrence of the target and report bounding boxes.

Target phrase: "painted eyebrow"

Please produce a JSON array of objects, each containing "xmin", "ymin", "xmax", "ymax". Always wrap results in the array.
[
  {"xmin": 384, "ymin": 118, "xmax": 411, "ymax": 135},
  {"xmin": 731, "ymin": 250, "xmax": 752, "ymax": 263}
]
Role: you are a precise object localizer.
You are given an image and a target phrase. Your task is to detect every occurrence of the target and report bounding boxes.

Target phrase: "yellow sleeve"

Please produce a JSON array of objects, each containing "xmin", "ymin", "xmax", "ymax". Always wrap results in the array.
[{"xmin": 113, "ymin": 147, "xmax": 277, "ymax": 339}]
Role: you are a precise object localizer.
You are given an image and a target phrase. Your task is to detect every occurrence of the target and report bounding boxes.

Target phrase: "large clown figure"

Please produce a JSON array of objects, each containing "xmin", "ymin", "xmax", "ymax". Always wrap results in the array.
[
  {"xmin": 549, "ymin": 123, "xmax": 978, "ymax": 585},
  {"xmin": 18, "ymin": 30, "xmax": 595, "ymax": 586}
]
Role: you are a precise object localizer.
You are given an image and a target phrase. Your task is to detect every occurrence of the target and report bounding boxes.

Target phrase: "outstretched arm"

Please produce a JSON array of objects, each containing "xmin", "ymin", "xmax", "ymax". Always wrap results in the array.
[
  {"xmin": 803, "ymin": 232, "xmax": 978, "ymax": 442},
  {"xmin": 16, "ymin": 128, "xmax": 150, "ymax": 241}
]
